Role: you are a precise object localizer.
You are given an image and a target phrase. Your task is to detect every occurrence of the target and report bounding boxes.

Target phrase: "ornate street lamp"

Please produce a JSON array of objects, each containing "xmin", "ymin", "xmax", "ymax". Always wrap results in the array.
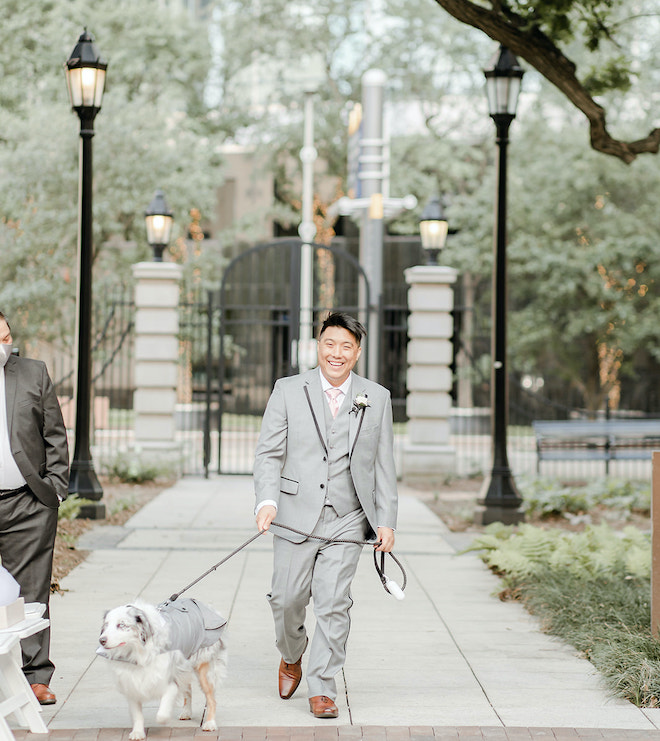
[
  {"xmin": 145, "ymin": 189, "xmax": 174, "ymax": 261},
  {"xmin": 64, "ymin": 30, "xmax": 107, "ymax": 516},
  {"xmin": 418, "ymin": 197, "xmax": 449, "ymax": 266},
  {"xmin": 478, "ymin": 45, "xmax": 525, "ymax": 525}
]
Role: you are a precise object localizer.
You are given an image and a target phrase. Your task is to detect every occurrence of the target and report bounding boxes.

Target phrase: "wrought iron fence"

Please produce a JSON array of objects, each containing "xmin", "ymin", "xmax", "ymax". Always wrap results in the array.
[
  {"xmin": 449, "ymin": 272, "xmax": 660, "ymax": 482},
  {"xmin": 177, "ymin": 283, "xmax": 217, "ymax": 476},
  {"xmin": 54, "ymin": 286, "xmax": 136, "ymax": 474},
  {"xmin": 51, "ymin": 254, "xmax": 660, "ymax": 484}
]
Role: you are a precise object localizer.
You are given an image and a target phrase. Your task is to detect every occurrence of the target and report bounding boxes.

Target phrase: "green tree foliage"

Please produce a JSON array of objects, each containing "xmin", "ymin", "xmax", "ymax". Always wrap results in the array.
[
  {"xmin": 0, "ymin": 0, "xmax": 219, "ymax": 349},
  {"xmin": 432, "ymin": 0, "xmax": 660, "ymax": 161},
  {"xmin": 504, "ymin": 115, "xmax": 660, "ymax": 410}
]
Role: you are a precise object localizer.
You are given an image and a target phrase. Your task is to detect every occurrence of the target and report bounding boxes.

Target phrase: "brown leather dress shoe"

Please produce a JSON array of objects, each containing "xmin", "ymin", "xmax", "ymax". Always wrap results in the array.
[
  {"xmin": 309, "ymin": 695, "xmax": 338, "ymax": 718},
  {"xmin": 31, "ymin": 684, "xmax": 56, "ymax": 705},
  {"xmin": 278, "ymin": 655, "xmax": 303, "ymax": 699}
]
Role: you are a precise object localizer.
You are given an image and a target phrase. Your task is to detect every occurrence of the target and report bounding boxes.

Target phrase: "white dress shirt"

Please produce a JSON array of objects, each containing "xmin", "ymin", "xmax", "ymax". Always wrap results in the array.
[
  {"xmin": 319, "ymin": 371, "xmax": 352, "ymax": 415},
  {"xmin": 0, "ymin": 366, "xmax": 27, "ymax": 490}
]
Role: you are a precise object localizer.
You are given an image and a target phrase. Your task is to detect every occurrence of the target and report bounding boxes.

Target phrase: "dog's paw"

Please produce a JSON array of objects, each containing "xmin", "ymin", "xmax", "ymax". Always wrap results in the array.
[
  {"xmin": 179, "ymin": 711, "xmax": 192, "ymax": 721},
  {"xmin": 202, "ymin": 719, "xmax": 218, "ymax": 732},
  {"xmin": 129, "ymin": 730, "xmax": 146, "ymax": 741},
  {"xmin": 156, "ymin": 709, "xmax": 172, "ymax": 725}
]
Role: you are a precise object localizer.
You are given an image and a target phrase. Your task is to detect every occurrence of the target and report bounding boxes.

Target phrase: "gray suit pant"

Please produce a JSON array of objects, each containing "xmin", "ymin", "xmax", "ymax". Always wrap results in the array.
[
  {"xmin": 268, "ymin": 506, "xmax": 368, "ymax": 699},
  {"xmin": 0, "ymin": 490, "xmax": 57, "ymax": 684}
]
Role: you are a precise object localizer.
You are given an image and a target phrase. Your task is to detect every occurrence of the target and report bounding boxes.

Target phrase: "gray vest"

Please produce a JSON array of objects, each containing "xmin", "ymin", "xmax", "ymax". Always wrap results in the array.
[
  {"xmin": 323, "ymin": 389, "xmax": 361, "ymax": 517},
  {"xmin": 158, "ymin": 598, "xmax": 227, "ymax": 659}
]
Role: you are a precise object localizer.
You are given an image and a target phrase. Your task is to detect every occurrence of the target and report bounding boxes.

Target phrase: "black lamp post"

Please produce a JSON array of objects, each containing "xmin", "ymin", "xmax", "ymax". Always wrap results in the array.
[
  {"xmin": 145, "ymin": 190, "xmax": 174, "ymax": 261},
  {"xmin": 64, "ymin": 30, "xmax": 107, "ymax": 516},
  {"xmin": 477, "ymin": 45, "xmax": 525, "ymax": 526},
  {"xmin": 418, "ymin": 197, "xmax": 449, "ymax": 265}
]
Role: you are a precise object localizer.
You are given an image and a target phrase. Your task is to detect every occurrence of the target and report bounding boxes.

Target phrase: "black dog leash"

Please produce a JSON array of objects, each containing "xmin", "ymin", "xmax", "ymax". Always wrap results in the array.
[{"xmin": 169, "ymin": 522, "xmax": 407, "ymax": 602}]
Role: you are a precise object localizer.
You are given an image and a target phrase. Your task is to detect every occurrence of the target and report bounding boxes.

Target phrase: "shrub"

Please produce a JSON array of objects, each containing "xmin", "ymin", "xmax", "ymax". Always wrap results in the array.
[
  {"xmin": 104, "ymin": 450, "xmax": 176, "ymax": 484},
  {"xmin": 519, "ymin": 476, "xmax": 650, "ymax": 518},
  {"xmin": 58, "ymin": 495, "xmax": 94, "ymax": 521},
  {"xmin": 467, "ymin": 522, "xmax": 658, "ymax": 706}
]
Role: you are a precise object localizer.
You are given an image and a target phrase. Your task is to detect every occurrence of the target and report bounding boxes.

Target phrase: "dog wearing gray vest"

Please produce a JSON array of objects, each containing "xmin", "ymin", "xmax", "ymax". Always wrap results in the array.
[{"xmin": 97, "ymin": 598, "xmax": 227, "ymax": 740}]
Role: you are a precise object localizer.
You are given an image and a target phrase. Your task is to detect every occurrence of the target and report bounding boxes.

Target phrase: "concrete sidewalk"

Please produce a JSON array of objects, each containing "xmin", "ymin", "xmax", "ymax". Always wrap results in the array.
[{"xmin": 24, "ymin": 476, "xmax": 660, "ymax": 737}]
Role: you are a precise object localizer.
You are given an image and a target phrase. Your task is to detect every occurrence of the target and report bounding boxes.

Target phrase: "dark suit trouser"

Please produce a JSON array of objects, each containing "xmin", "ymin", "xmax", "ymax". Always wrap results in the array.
[{"xmin": 0, "ymin": 490, "xmax": 57, "ymax": 684}]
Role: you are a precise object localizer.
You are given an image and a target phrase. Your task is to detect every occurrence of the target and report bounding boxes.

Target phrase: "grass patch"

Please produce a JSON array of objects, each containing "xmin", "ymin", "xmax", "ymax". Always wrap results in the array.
[
  {"xmin": 468, "ymin": 522, "xmax": 659, "ymax": 706},
  {"xmin": 520, "ymin": 571, "xmax": 660, "ymax": 706}
]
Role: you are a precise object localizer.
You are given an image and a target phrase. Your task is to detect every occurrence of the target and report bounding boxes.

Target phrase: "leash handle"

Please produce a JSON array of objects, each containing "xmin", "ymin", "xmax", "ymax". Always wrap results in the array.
[{"xmin": 373, "ymin": 549, "xmax": 407, "ymax": 600}]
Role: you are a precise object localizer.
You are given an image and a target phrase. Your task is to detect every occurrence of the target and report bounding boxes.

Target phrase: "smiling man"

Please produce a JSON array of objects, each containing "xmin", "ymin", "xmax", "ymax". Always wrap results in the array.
[{"xmin": 254, "ymin": 312, "xmax": 398, "ymax": 719}]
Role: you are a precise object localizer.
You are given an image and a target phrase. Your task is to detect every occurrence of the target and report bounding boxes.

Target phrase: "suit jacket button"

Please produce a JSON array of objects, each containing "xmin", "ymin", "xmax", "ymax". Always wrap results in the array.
[
  {"xmin": 323, "ymin": 456, "xmax": 327, "ymax": 462},
  {"xmin": 320, "ymin": 484, "xmax": 325, "ymax": 489}
]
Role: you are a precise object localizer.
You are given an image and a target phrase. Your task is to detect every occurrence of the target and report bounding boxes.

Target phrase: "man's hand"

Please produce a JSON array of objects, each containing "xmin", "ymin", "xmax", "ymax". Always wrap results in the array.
[
  {"xmin": 375, "ymin": 526, "xmax": 395, "ymax": 552},
  {"xmin": 256, "ymin": 504, "xmax": 277, "ymax": 533}
]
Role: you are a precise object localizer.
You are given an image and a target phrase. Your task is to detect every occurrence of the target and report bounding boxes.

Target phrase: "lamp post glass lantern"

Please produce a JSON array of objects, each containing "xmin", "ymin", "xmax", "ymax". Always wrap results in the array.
[
  {"xmin": 145, "ymin": 189, "xmax": 174, "ymax": 261},
  {"xmin": 418, "ymin": 197, "xmax": 449, "ymax": 266},
  {"xmin": 478, "ymin": 45, "xmax": 525, "ymax": 525},
  {"xmin": 64, "ymin": 29, "xmax": 107, "ymax": 515}
]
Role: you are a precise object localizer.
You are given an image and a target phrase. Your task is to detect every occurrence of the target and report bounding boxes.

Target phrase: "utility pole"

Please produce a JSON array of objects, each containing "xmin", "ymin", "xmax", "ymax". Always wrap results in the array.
[
  {"xmin": 331, "ymin": 70, "xmax": 416, "ymax": 380},
  {"xmin": 298, "ymin": 89, "xmax": 317, "ymax": 372}
]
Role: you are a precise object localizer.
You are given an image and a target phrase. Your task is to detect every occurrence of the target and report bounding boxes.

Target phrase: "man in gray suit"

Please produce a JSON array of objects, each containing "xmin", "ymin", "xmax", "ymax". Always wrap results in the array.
[
  {"xmin": 254, "ymin": 312, "xmax": 397, "ymax": 719},
  {"xmin": 0, "ymin": 312, "xmax": 69, "ymax": 705}
]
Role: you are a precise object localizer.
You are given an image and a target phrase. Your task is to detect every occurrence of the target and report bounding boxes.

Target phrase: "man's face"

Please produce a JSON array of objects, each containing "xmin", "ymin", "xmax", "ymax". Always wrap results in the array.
[
  {"xmin": 317, "ymin": 326, "xmax": 361, "ymax": 387},
  {"xmin": 0, "ymin": 320, "xmax": 12, "ymax": 345}
]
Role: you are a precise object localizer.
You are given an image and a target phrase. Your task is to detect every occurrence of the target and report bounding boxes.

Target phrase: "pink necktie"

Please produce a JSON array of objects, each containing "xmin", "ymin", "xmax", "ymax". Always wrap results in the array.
[{"xmin": 325, "ymin": 388, "xmax": 341, "ymax": 418}]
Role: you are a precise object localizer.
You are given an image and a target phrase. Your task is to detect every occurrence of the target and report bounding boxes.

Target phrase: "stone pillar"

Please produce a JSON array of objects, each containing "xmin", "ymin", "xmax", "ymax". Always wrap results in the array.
[
  {"xmin": 132, "ymin": 261, "xmax": 183, "ymax": 468},
  {"xmin": 402, "ymin": 264, "xmax": 458, "ymax": 482}
]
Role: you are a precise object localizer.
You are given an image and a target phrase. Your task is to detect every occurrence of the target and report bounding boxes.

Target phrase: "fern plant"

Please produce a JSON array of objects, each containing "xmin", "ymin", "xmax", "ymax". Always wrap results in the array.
[
  {"xmin": 519, "ymin": 476, "xmax": 651, "ymax": 518},
  {"xmin": 467, "ymin": 522, "xmax": 657, "ymax": 705}
]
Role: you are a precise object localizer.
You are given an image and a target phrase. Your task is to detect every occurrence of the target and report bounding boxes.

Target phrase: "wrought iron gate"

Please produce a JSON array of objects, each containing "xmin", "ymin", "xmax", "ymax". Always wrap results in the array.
[{"xmin": 207, "ymin": 238, "xmax": 370, "ymax": 475}]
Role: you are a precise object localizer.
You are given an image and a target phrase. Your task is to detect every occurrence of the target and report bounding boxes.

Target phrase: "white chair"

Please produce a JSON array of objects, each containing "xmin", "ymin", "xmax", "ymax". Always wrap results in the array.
[{"xmin": 0, "ymin": 604, "xmax": 50, "ymax": 739}]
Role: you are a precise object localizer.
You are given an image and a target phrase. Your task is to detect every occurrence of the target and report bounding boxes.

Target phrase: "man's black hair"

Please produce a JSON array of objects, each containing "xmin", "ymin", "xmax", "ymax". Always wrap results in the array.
[{"xmin": 319, "ymin": 312, "xmax": 366, "ymax": 345}]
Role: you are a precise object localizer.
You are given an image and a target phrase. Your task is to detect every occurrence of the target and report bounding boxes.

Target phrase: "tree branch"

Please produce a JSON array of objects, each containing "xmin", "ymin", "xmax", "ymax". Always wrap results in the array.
[{"xmin": 433, "ymin": 0, "xmax": 660, "ymax": 163}]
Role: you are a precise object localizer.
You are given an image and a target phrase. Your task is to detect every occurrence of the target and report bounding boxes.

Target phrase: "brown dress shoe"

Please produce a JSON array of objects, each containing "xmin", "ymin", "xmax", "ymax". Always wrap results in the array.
[
  {"xmin": 31, "ymin": 684, "xmax": 56, "ymax": 705},
  {"xmin": 309, "ymin": 695, "xmax": 338, "ymax": 718},
  {"xmin": 278, "ymin": 655, "xmax": 303, "ymax": 699}
]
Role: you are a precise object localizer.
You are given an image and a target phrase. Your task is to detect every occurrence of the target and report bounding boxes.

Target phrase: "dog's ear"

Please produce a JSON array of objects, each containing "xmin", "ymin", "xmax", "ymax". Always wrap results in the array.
[{"xmin": 129, "ymin": 607, "xmax": 154, "ymax": 644}]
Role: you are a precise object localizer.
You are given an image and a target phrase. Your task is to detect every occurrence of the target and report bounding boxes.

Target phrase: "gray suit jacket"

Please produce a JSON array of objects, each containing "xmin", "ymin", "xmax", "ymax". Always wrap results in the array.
[
  {"xmin": 254, "ymin": 369, "xmax": 398, "ymax": 542},
  {"xmin": 5, "ymin": 355, "xmax": 69, "ymax": 508}
]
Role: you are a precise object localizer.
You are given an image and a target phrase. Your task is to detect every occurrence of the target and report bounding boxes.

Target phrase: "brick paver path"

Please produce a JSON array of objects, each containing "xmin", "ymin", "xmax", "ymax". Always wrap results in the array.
[{"xmin": 13, "ymin": 728, "xmax": 660, "ymax": 741}]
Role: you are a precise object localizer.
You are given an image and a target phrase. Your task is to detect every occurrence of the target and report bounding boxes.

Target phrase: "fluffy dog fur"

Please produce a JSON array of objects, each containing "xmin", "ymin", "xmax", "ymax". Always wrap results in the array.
[{"xmin": 98, "ymin": 600, "xmax": 227, "ymax": 741}]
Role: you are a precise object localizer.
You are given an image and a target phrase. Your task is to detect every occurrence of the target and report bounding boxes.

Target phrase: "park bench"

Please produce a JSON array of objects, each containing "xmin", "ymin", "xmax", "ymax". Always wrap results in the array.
[{"xmin": 532, "ymin": 418, "xmax": 660, "ymax": 474}]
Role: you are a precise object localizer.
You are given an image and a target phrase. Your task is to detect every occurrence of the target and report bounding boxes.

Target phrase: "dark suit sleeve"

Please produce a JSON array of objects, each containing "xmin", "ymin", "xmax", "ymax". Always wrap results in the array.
[{"xmin": 40, "ymin": 364, "xmax": 69, "ymax": 502}]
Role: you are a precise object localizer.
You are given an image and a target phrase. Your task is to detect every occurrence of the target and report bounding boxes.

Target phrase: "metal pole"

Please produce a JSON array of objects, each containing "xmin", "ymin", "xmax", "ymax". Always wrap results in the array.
[
  {"xmin": 68, "ymin": 113, "xmax": 104, "ymax": 513},
  {"xmin": 478, "ymin": 114, "xmax": 523, "ymax": 525},
  {"xmin": 359, "ymin": 69, "xmax": 386, "ymax": 382},
  {"xmin": 652, "ymin": 451, "xmax": 660, "ymax": 635},
  {"xmin": 298, "ymin": 91, "xmax": 317, "ymax": 371}
]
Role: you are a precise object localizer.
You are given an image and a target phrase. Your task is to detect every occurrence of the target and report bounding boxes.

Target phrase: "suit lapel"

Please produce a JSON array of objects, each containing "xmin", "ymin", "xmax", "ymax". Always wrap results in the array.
[
  {"xmin": 4, "ymin": 357, "xmax": 17, "ymax": 435},
  {"xmin": 349, "ymin": 377, "xmax": 367, "ymax": 458},
  {"xmin": 303, "ymin": 371, "xmax": 328, "ymax": 454}
]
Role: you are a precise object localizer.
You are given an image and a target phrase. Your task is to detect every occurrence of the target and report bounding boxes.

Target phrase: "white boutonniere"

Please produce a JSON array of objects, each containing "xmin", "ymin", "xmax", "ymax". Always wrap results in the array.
[{"xmin": 350, "ymin": 393, "xmax": 370, "ymax": 416}]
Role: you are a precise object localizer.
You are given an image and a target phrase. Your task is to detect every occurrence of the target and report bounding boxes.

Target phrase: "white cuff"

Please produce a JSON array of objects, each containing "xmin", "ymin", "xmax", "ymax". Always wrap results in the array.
[{"xmin": 255, "ymin": 499, "xmax": 278, "ymax": 515}]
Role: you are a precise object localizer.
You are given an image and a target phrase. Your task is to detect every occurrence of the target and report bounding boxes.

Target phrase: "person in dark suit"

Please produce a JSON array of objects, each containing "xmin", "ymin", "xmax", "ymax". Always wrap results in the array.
[
  {"xmin": 254, "ymin": 312, "xmax": 398, "ymax": 719},
  {"xmin": 0, "ymin": 312, "xmax": 69, "ymax": 705}
]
